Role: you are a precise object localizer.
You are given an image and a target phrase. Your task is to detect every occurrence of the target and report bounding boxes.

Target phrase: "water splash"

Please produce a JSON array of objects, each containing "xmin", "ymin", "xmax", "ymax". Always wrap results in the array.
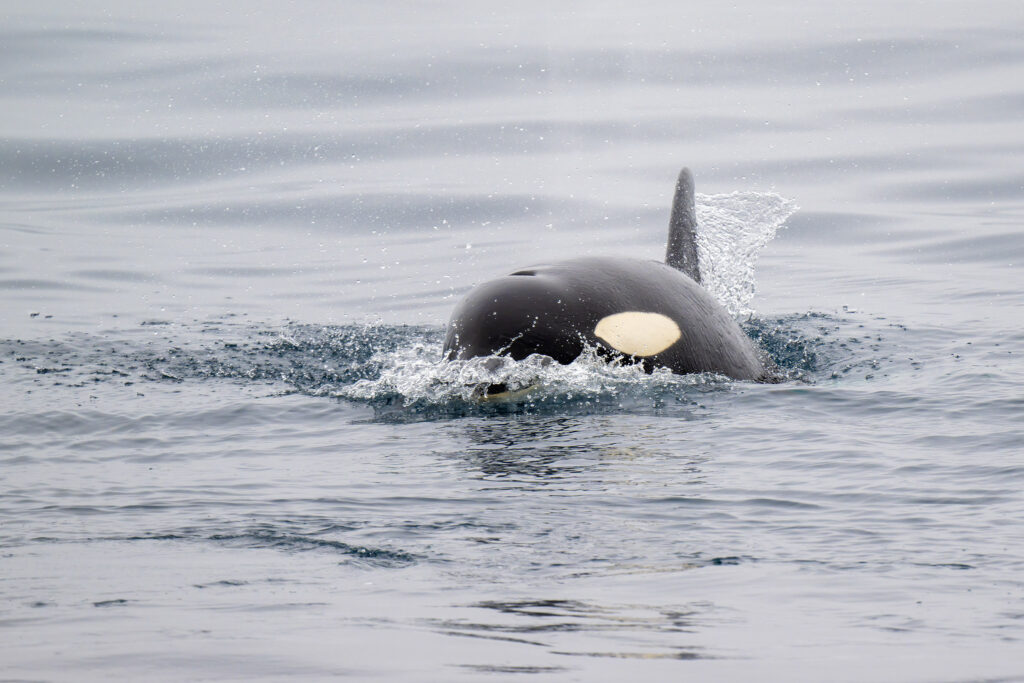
[
  {"xmin": 696, "ymin": 191, "xmax": 798, "ymax": 316},
  {"xmin": 340, "ymin": 342, "xmax": 725, "ymax": 409},
  {"xmin": 3, "ymin": 314, "xmax": 859, "ymax": 416}
]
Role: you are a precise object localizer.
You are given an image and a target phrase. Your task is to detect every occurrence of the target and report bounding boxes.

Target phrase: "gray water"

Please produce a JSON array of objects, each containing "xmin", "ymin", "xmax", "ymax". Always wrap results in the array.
[{"xmin": 2, "ymin": 2, "xmax": 1024, "ymax": 681}]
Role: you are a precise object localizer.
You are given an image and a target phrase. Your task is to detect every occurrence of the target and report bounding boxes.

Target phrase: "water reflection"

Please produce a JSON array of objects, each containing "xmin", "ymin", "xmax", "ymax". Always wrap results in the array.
[
  {"xmin": 447, "ymin": 415, "xmax": 702, "ymax": 484},
  {"xmin": 428, "ymin": 597, "xmax": 714, "ymax": 663}
]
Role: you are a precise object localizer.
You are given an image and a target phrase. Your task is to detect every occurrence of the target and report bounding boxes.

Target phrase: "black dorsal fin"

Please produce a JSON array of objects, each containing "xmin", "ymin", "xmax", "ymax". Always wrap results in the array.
[{"xmin": 665, "ymin": 167, "xmax": 701, "ymax": 283}]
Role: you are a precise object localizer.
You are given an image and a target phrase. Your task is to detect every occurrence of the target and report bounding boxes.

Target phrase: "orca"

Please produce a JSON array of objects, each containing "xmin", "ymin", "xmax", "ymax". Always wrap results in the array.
[{"xmin": 443, "ymin": 168, "xmax": 774, "ymax": 385}]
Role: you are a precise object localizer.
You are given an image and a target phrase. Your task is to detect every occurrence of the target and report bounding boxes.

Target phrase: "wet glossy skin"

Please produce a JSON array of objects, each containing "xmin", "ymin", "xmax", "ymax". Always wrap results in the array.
[{"xmin": 443, "ymin": 256, "xmax": 769, "ymax": 381}]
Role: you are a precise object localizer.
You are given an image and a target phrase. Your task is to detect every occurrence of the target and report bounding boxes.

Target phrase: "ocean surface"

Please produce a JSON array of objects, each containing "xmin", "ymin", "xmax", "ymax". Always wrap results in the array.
[{"xmin": 2, "ymin": 2, "xmax": 1023, "ymax": 680}]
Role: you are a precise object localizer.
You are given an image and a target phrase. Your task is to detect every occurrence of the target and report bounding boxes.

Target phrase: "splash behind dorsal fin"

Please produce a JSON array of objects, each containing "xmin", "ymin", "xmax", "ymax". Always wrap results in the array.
[{"xmin": 665, "ymin": 167, "xmax": 701, "ymax": 284}]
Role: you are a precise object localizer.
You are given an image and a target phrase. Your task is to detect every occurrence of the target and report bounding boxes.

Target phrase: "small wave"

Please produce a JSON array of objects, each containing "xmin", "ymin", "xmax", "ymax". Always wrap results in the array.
[
  {"xmin": 744, "ymin": 313, "xmax": 829, "ymax": 379},
  {"xmin": 207, "ymin": 530, "xmax": 417, "ymax": 567}
]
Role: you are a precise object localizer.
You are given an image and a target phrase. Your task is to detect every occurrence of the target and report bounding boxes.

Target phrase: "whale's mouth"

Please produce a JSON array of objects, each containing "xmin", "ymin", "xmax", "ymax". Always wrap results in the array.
[
  {"xmin": 473, "ymin": 382, "xmax": 540, "ymax": 403},
  {"xmin": 452, "ymin": 354, "xmax": 553, "ymax": 402}
]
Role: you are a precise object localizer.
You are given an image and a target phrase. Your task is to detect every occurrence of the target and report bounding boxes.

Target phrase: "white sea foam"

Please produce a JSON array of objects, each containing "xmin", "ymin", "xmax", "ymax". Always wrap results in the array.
[{"xmin": 339, "ymin": 342, "xmax": 721, "ymax": 406}]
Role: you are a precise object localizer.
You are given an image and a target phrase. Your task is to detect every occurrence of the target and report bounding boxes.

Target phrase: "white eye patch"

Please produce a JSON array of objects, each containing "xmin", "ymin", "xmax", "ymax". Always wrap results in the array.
[{"xmin": 593, "ymin": 311, "xmax": 681, "ymax": 357}]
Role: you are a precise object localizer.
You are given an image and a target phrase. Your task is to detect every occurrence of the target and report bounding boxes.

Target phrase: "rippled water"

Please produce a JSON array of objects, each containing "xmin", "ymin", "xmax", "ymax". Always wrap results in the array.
[{"xmin": 2, "ymin": 2, "xmax": 1023, "ymax": 681}]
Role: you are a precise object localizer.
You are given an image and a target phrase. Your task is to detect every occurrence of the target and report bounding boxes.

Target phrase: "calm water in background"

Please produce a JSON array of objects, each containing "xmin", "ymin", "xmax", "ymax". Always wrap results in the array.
[{"xmin": 2, "ymin": 1, "xmax": 1024, "ymax": 680}]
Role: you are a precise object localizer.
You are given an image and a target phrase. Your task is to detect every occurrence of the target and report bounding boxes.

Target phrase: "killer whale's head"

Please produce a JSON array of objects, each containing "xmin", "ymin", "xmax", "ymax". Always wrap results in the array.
[
  {"xmin": 443, "ymin": 267, "xmax": 586, "ymax": 365},
  {"xmin": 443, "ymin": 264, "xmax": 687, "ymax": 370}
]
